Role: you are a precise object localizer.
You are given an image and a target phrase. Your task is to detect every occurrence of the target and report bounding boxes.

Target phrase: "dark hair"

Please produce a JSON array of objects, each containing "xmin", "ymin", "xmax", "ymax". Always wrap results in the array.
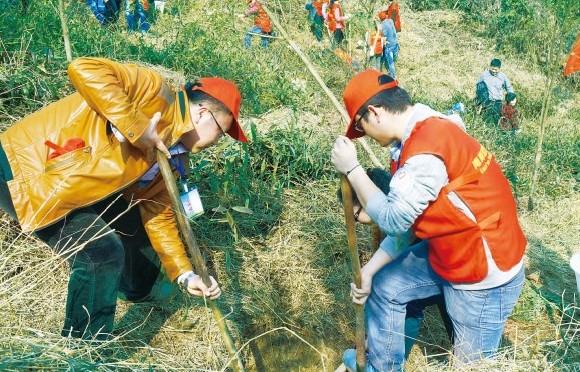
[
  {"xmin": 505, "ymin": 92, "xmax": 516, "ymax": 103},
  {"xmin": 184, "ymin": 81, "xmax": 229, "ymax": 113},
  {"xmin": 337, "ymin": 167, "xmax": 392, "ymax": 204},
  {"xmin": 490, "ymin": 58, "xmax": 502, "ymax": 67},
  {"xmin": 356, "ymin": 75, "xmax": 412, "ymax": 119}
]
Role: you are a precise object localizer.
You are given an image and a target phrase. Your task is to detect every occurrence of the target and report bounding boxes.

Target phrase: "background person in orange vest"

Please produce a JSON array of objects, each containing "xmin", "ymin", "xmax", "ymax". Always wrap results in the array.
[
  {"xmin": 367, "ymin": 11, "xmax": 387, "ymax": 71},
  {"xmin": 386, "ymin": 0, "xmax": 401, "ymax": 32},
  {"xmin": 331, "ymin": 70, "xmax": 526, "ymax": 371},
  {"xmin": 239, "ymin": 0, "xmax": 273, "ymax": 48},
  {"xmin": 327, "ymin": 0, "xmax": 350, "ymax": 48}
]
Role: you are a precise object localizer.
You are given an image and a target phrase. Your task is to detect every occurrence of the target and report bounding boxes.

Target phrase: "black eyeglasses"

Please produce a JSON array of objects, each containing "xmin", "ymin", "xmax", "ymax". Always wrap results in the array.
[
  {"xmin": 354, "ymin": 111, "xmax": 367, "ymax": 133},
  {"xmin": 208, "ymin": 110, "xmax": 226, "ymax": 139}
]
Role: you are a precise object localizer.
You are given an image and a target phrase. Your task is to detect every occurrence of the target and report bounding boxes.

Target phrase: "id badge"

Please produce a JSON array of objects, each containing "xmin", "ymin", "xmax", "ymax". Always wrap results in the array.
[{"xmin": 179, "ymin": 182, "xmax": 204, "ymax": 219}]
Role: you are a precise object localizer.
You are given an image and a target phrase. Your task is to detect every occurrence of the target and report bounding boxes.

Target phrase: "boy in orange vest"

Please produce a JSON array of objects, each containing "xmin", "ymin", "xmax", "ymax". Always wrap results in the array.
[
  {"xmin": 331, "ymin": 70, "xmax": 526, "ymax": 371},
  {"xmin": 240, "ymin": 0, "xmax": 273, "ymax": 48}
]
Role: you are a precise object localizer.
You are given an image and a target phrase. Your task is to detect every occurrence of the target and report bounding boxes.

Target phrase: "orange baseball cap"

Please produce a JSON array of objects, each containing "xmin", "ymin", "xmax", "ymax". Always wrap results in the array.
[
  {"xmin": 191, "ymin": 77, "xmax": 248, "ymax": 142},
  {"xmin": 343, "ymin": 69, "xmax": 398, "ymax": 139},
  {"xmin": 377, "ymin": 11, "xmax": 387, "ymax": 20}
]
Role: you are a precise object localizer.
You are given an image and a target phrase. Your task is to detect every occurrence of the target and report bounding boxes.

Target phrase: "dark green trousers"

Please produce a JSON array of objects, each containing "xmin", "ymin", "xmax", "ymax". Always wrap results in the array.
[{"xmin": 0, "ymin": 143, "xmax": 161, "ymax": 340}]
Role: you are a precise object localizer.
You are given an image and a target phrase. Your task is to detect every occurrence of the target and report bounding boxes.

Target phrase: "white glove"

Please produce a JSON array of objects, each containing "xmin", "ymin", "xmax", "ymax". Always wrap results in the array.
[{"xmin": 331, "ymin": 135, "xmax": 359, "ymax": 175}]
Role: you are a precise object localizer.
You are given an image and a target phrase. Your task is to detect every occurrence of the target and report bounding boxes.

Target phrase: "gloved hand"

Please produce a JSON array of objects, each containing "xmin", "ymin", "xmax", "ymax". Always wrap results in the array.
[
  {"xmin": 331, "ymin": 135, "xmax": 359, "ymax": 175},
  {"xmin": 182, "ymin": 273, "xmax": 222, "ymax": 300},
  {"xmin": 350, "ymin": 270, "xmax": 372, "ymax": 305}
]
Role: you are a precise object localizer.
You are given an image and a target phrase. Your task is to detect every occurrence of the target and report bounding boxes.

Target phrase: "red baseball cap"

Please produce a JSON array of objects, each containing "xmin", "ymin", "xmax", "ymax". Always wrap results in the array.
[
  {"xmin": 192, "ymin": 77, "xmax": 248, "ymax": 142},
  {"xmin": 343, "ymin": 69, "xmax": 399, "ymax": 139}
]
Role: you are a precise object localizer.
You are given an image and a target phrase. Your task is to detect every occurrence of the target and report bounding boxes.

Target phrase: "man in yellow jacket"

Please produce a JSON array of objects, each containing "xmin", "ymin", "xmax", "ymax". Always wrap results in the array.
[{"xmin": 0, "ymin": 57, "xmax": 248, "ymax": 340}]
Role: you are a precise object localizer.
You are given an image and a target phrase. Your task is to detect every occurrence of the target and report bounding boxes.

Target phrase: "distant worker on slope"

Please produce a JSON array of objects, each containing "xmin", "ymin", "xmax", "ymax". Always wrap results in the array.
[
  {"xmin": 380, "ymin": 10, "xmax": 399, "ymax": 78},
  {"xmin": 125, "ymin": 0, "xmax": 150, "ymax": 33},
  {"xmin": 499, "ymin": 92, "xmax": 521, "ymax": 133},
  {"xmin": 386, "ymin": 0, "xmax": 401, "ymax": 32},
  {"xmin": 306, "ymin": 0, "xmax": 329, "ymax": 44},
  {"xmin": 476, "ymin": 58, "xmax": 515, "ymax": 124},
  {"xmin": 86, "ymin": 0, "xmax": 121, "ymax": 27},
  {"xmin": 327, "ymin": 0, "xmax": 350, "ymax": 48},
  {"xmin": 563, "ymin": 32, "xmax": 580, "ymax": 77},
  {"xmin": 366, "ymin": 11, "xmax": 386, "ymax": 71},
  {"xmin": 239, "ymin": 0, "xmax": 273, "ymax": 49}
]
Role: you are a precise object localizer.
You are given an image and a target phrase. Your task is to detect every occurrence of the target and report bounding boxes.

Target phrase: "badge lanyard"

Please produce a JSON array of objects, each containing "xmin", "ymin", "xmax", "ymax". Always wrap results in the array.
[{"xmin": 171, "ymin": 154, "xmax": 204, "ymax": 219}]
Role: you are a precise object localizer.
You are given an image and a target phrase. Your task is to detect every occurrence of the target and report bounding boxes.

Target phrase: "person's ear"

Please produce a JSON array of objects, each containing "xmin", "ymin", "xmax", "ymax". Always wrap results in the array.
[
  {"xmin": 196, "ymin": 104, "xmax": 208, "ymax": 114},
  {"xmin": 367, "ymin": 105, "xmax": 381, "ymax": 120},
  {"xmin": 190, "ymin": 104, "xmax": 207, "ymax": 123}
]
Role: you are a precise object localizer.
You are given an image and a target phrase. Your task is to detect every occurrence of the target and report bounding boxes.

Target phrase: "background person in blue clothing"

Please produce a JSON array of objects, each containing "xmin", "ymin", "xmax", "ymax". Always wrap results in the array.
[
  {"xmin": 476, "ymin": 58, "xmax": 515, "ymax": 123},
  {"xmin": 125, "ymin": 0, "xmax": 150, "ymax": 33},
  {"xmin": 86, "ymin": 0, "xmax": 121, "ymax": 27},
  {"xmin": 381, "ymin": 13, "xmax": 399, "ymax": 79}
]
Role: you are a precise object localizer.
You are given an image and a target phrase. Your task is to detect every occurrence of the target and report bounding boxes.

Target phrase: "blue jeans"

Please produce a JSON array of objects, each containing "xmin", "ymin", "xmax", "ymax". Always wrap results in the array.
[
  {"xmin": 245, "ymin": 26, "xmax": 269, "ymax": 48},
  {"xmin": 86, "ymin": 0, "xmax": 120, "ymax": 26},
  {"xmin": 125, "ymin": 0, "xmax": 149, "ymax": 32},
  {"xmin": 384, "ymin": 43, "xmax": 399, "ymax": 79},
  {"xmin": 366, "ymin": 241, "xmax": 524, "ymax": 371}
]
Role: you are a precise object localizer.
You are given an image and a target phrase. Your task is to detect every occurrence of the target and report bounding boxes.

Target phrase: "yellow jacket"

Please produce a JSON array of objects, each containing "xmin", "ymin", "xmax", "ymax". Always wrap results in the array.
[{"xmin": 0, "ymin": 57, "xmax": 196, "ymax": 281}]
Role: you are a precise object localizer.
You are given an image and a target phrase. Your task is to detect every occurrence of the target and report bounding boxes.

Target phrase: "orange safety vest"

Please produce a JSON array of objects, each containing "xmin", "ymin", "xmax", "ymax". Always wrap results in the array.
[
  {"xmin": 327, "ymin": 3, "xmax": 344, "ymax": 32},
  {"xmin": 253, "ymin": 3, "xmax": 271, "ymax": 33},
  {"xmin": 369, "ymin": 29, "xmax": 384, "ymax": 55},
  {"xmin": 564, "ymin": 33, "xmax": 580, "ymax": 77},
  {"xmin": 386, "ymin": 1, "xmax": 401, "ymax": 32},
  {"xmin": 394, "ymin": 118, "xmax": 526, "ymax": 283},
  {"xmin": 313, "ymin": 0, "xmax": 328, "ymax": 17}
]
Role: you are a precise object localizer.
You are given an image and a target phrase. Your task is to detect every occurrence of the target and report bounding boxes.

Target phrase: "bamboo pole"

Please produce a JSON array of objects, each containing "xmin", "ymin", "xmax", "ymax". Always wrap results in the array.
[
  {"xmin": 527, "ymin": 73, "xmax": 554, "ymax": 211},
  {"xmin": 339, "ymin": 174, "xmax": 366, "ymax": 372},
  {"xmin": 527, "ymin": 17, "xmax": 559, "ymax": 212},
  {"xmin": 57, "ymin": 0, "xmax": 72, "ymax": 62},
  {"xmin": 261, "ymin": 4, "xmax": 385, "ymax": 170},
  {"xmin": 156, "ymin": 151, "xmax": 245, "ymax": 372},
  {"xmin": 260, "ymin": 5, "xmax": 372, "ymax": 369}
]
